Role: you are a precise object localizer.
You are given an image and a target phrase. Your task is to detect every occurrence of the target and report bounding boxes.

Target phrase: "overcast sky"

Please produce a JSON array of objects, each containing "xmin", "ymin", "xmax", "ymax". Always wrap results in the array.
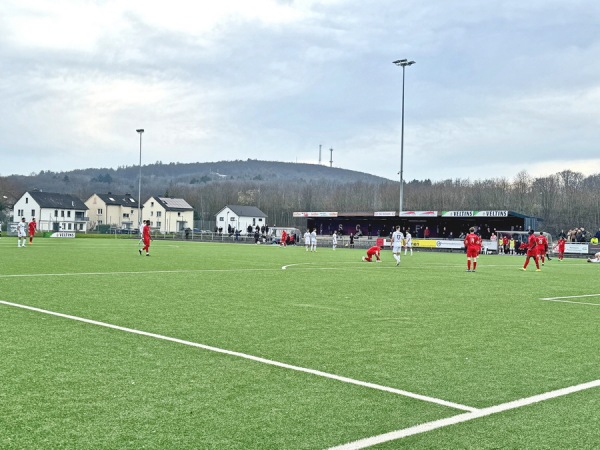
[{"xmin": 1, "ymin": 0, "xmax": 599, "ymax": 182}]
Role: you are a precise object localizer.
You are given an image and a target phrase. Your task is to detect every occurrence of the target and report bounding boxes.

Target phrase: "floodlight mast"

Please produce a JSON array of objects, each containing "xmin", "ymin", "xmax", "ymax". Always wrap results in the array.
[
  {"xmin": 136, "ymin": 129, "xmax": 144, "ymax": 230},
  {"xmin": 392, "ymin": 59, "xmax": 415, "ymax": 216}
]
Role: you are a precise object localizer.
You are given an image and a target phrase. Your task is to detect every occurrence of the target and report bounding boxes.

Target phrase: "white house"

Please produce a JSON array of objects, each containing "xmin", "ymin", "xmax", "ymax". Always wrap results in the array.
[
  {"xmin": 13, "ymin": 191, "xmax": 89, "ymax": 232},
  {"xmin": 215, "ymin": 205, "xmax": 267, "ymax": 234},
  {"xmin": 142, "ymin": 196, "xmax": 194, "ymax": 233},
  {"xmin": 85, "ymin": 193, "xmax": 140, "ymax": 231}
]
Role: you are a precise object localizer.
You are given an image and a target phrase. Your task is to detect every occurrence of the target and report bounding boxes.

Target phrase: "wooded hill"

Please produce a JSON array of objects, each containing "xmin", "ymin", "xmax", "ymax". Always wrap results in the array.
[{"xmin": 1, "ymin": 161, "xmax": 599, "ymax": 234}]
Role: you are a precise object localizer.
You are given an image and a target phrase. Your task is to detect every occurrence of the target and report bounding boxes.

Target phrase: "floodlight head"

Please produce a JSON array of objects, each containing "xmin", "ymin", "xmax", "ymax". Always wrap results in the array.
[
  {"xmin": 393, "ymin": 59, "xmax": 416, "ymax": 68},
  {"xmin": 393, "ymin": 59, "xmax": 408, "ymax": 65},
  {"xmin": 136, "ymin": 129, "xmax": 144, "ymax": 133}
]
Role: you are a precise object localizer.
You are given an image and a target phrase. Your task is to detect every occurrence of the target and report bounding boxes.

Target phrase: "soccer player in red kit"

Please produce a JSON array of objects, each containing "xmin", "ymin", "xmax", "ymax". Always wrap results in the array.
[
  {"xmin": 536, "ymin": 232, "xmax": 549, "ymax": 265},
  {"xmin": 522, "ymin": 229, "xmax": 540, "ymax": 271},
  {"xmin": 139, "ymin": 220, "xmax": 151, "ymax": 256},
  {"xmin": 464, "ymin": 227, "xmax": 480, "ymax": 272},
  {"xmin": 557, "ymin": 237, "xmax": 566, "ymax": 261},
  {"xmin": 280, "ymin": 230, "xmax": 287, "ymax": 247},
  {"xmin": 28, "ymin": 218, "xmax": 37, "ymax": 245},
  {"xmin": 362, "ymin": 246, "xmax": 381, "ymax": 262}
]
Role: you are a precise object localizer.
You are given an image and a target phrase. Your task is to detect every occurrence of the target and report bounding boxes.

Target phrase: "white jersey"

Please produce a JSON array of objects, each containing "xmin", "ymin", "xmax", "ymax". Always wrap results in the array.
[
  {"xmin": 304, "ymin": 231, "xmax": 310, "ymax": 245},
  {"xmin": 391, "ymin": 230, "xmax": 404, "ymax": 252},
  {"xmin": 404, "ymin": 232, "xmax": 412, "ymax": 247},
  {"xmin": 17, "ymin": 221, "xmax": 27, "ymax": 237},
  {"xmin": 310, "ymin": 230, "xmax": 317, "ymax": 245},
  {"xmin": 332, "ymin": 233, "xmax": 337, "ymax": 244}
]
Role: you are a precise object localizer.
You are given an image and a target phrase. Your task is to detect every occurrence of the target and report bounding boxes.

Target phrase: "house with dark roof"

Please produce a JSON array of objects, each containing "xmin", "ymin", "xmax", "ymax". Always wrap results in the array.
[
  {"xmin": 85, "ymin": 193, "xmax": 140, "ymax": 231},
  {"xmin": 215, "ymin": 205, "xmax": 267, "ymax": 234},
  {"xmin": 142, "ymin": 196, "xmax": 194, "ymax": 233},
  {"xmin": 13, "ymin": 191, "xmax": 89, "ymax": 232}
]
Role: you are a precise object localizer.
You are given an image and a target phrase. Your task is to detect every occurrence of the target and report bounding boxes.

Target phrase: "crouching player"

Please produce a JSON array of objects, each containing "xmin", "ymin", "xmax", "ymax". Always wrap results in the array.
[
  {"xmin": 587, "ymin": 252, "xmax": 600, "ymax": 263},
  {"xmin": 362, "ymin": 246, "xmax": 381, "ymax": 262}
]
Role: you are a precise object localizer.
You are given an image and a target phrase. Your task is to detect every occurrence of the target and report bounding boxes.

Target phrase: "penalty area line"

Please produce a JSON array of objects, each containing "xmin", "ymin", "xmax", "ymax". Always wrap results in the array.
[
  {"xmin": 539, "ymin": 299, "xmax": 600, "ymax": 307},
  {"xmin": 329, "ymin": 379, "xmax": 600, "ymax": 450},
  {"xmin": 0, "ymin": 300, "xmax": 476, "ymax": 413}
]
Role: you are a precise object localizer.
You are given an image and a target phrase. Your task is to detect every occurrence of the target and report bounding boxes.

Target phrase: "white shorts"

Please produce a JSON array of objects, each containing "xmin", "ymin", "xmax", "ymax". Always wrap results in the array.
[{"xmin": 392, "ymin": 244, "xmax": 402, "ymax": 253}]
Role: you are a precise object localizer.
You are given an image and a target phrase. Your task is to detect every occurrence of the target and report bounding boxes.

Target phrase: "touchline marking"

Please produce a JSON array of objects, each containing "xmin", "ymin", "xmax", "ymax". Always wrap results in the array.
[
  {"xmin": 329, "ymin": 379, "xmax": 600, "ymax": 449},
  {"xmin": 540, "ymin": 293, "xmax": 600, "ymax": 301},
  {"xmin": 539, "ymin": 299, "xmax": 600, "ymax": 307},
  {"xmin": 0, "ymin": 268, "xmax": 278, "ymax": 279},
  {"xmin": 0, "ymin": 300, "xmax": 475, "ymax": 413}
]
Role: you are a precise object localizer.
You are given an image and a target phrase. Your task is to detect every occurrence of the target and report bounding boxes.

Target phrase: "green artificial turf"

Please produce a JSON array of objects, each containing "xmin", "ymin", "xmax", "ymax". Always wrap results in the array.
[{"xmin": 0, "ymin": 238, "xmax": 598, "ymax": 448}]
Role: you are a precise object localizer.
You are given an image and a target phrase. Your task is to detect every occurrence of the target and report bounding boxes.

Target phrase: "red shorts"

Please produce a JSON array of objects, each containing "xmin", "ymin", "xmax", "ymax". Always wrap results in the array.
[
  {"xmin": 526, "ymin": 249, "xmax": 538, "ymax": 257},
  {"xmin": 466, "ymin": 247, "xmax": 479, "ymax": 258}
]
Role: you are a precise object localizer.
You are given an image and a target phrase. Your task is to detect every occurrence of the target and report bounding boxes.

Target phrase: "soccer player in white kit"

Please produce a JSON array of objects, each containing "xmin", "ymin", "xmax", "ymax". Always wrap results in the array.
[
  {"xmin": 17, "ymin": 217, "xmax": 27, "ymax": 248},
  {"xmin": 332, "ymin": 232, "xmax": 337, "ymax": 250},
  {"xmin": 304, "ymin": 229, "xmax": 310, "ymax": 251},
  {"xmin": 404, "ymin": 230, "xmax": 413, "ymax": 255},
  {"xmin": 391, "ymin": 225, "xmax": 404, "ymax": 266},
  {"xmin": 310, "ymin": 228, "xmax": 317, "ymax": 252}
]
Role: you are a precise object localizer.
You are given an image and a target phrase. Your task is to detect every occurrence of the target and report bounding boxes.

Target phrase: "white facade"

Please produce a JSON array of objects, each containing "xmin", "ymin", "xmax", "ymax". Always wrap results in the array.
[
  {"xmin": 215, "ymin": 205, "xmax": 267, "ymax": 234},
  {"xmin": 12, "ymin": 191, "xmax": 89, "ymax": 233},
  {"xmin": 142, "ymin": 196, "xmax": 194, "ymax": 233}
]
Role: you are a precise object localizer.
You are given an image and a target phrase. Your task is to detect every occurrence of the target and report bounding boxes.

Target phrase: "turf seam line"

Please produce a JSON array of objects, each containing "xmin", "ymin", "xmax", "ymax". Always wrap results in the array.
[
  {"xmin": 328, "ymin": 379, "xmax": 600, "ymax": 449},
  {"xmin": 540, "ymin": 293, "xmax": 600, "ymax": 300},
  {"xmin": 0, "ymin": 300, "xmax": 476, "ymax": 413}
]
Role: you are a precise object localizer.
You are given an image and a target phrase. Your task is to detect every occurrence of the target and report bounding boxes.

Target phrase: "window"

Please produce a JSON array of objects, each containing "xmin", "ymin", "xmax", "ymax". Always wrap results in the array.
[
  {"xmin": 123, "ymin": 213, "xmax": 130, "ymax": 219},
  {"xmin": 219, "ymin": 217, "xmax": 224, "ymax": 221},
  {"xmin": 61, "ymin": 211, "xmax": 65, "ymax": 217},
  {"xmin": 156, "ymin": 211, "xmax": 162, "ymax": 217},
  {"xmin": 25, "ymin": 198, "xmax": 28, "ymax": 204},
  {"xmin": 67, "ymin": 211, "xmax": 71, "ymax": 218},
  {"xmin": 67, "ymin": 223, "xmax": 72, "ymax": 230},
  {"xmin": 54, "ymin": 210, "xmax": 58, "ymax": 217},
  {"xmin": 177, "ymin": 212, "xmax": 181, "ymax": 216},
  {"xmin": 98, "ymin": 220, "xmax": 103, "ymax": 225},
  {"xmin": 79, "ymin": 223, "xmax": 84, "ymax": 230},
  {"xmin": 151, "ymin": 202, "xmax": 154, "ymax": 207},
  {"xmin": 150, "ymin": 211, "xmax": 154, "ymax": 216},
  {"xmin": 17, "ymin": 209, "xmax": 23, "ymax": 216},
  {"xmin": 156, "ymin": 221, "xmax": 161, "ymax": 227},
  {"xmin": 31, "ymin": 210, "xmax": 35, "ymax": 217},
  {"xmin": 97, "ymin": 208, "xmax": 103, "ymax": 214}
]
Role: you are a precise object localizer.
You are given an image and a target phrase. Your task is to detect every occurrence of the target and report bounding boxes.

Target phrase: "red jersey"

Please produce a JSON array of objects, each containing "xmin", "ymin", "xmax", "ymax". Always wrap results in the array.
[
  {"xmin": 143, "ymin": 224, "xmax": 151, "ymax": 240},
  {"xmin": 536, "ymin": 234, "xmax": 548, "ymax": 254},
  {"xmin": 464, "ymin": 233, "xmax": 479, "ymax": 249},
  {"xmin": 526, "ymin": 234, "xmax": 538, "ymax": 256},
  {"xmin": 557, "ymin": 238, "xmax": 566, "ymax": 252},
  {"xmin": 367, "ymin": 246, "xmax": 380, "ymax": 256},
  {"xmin": 28, "ymin": 221, "xmax": 36, "ymax": 235}
]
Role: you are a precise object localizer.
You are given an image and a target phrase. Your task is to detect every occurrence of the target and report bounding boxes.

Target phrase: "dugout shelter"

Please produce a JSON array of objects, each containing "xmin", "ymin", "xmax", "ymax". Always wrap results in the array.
[{"xmin": 293, "ymin": 210, "xmax": 540, "ymax": 239}]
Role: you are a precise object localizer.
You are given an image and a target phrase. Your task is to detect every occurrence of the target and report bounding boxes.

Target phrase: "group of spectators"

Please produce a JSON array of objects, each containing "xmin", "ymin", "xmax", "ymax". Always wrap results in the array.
[{"xmin": 559, "ymin": 228, "xmax": 600, "ymax": 243}]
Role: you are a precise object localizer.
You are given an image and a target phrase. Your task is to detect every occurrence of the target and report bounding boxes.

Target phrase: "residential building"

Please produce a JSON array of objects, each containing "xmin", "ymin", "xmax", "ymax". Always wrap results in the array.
[
  {"xmin": 85, "ymin": 193, "xmax": 140, "ymax": 231},
  {"xmin": 215, "ymin": 205, "xmax": 267, "ymax": 234},
  {"xmin": 12, "ymin": 191, "xmax": 89, "ymax": 232},
  {"xmin": 142, "ymin": 196, "xmax": 194, "ymax": 233}
]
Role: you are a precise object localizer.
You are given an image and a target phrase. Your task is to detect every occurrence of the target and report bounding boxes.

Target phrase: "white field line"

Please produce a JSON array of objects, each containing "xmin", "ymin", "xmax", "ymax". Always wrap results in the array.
[
  {"xmin": 329, "ymin": 379, "xmax": 600, "ymax": 450},
  {"xmin": 539, "ymin": 299, "xmax": 600, "ymax": 307},
  {"xmin": 0, "ymin": 268, "xmax": 279, "ymax": 278},
  {"xmin": 0, "ymin": 300, "xmax": 476, "ymax": 413},
  {"xmin": 540, "ymin": 293, "xmax": 600, "ymax": 300}
]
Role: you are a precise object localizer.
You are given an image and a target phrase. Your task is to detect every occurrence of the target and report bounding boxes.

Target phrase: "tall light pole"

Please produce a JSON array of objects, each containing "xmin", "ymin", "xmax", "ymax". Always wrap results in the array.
[
  {"xmin": 136, "ymin": 129, "xmax": 144, "ymax": 229},
  {"xmin": 393, "ymin": 59, "xmax": 415, "ymax": 215}
]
